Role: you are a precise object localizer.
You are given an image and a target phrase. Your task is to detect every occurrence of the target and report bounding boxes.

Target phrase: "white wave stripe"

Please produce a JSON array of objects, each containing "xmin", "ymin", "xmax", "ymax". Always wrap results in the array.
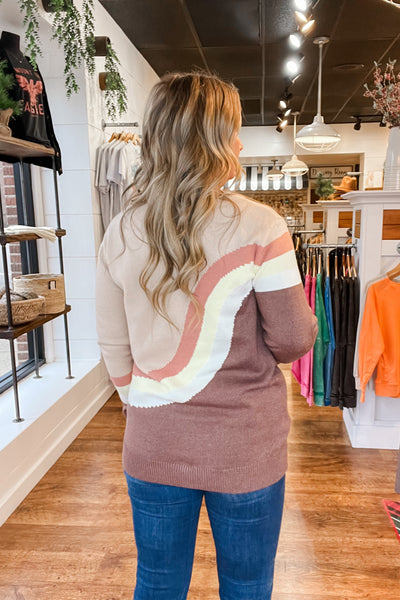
[
  {"xmin": 128, "ymin": 263, "xmax": 256, "ymax": 407},
  {"xmin": 254, "ymin": 249, "xmax": 301, "ymax": 292},
  {"xmin": 115, "ymin": 383, "xmax": 130, "ymax": 403}
]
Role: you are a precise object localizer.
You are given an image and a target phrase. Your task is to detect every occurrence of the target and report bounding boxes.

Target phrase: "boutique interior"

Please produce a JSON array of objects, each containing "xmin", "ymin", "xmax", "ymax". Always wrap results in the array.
[{"xmin": 0, "ymin": 0, "xmax": 400, "ymax": 598}]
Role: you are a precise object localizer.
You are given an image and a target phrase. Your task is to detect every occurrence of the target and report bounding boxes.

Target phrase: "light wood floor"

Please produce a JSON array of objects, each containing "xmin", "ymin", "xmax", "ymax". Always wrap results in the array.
[{"xmin": 1, "ymin": 366, "xmax": 399, "ymax": 600}]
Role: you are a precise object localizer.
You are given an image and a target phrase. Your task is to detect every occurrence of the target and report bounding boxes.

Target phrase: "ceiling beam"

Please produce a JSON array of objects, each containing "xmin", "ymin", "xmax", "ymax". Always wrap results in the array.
[{"xmin": 177, "ymin": 0, "xmax": 210, "ymax": 72}]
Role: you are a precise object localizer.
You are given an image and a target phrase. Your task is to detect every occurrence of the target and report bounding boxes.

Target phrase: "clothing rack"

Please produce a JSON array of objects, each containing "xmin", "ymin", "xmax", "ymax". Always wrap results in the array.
[
  {"xmin": 297, "ymin": 229, "xmax": 325, "ymax": 235},
  {"xmin": 302, "ymin": 242, "xmax": 358, "ymax": 249},
  {"xmin": 101, "ymin": 119, "xmax": 139, "ymax": 130}
]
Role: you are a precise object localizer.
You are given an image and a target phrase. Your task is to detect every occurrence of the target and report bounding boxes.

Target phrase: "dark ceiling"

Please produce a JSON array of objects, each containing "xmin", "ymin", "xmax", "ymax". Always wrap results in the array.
[{"xmin": 98, "ymin": 0, "xmax": 400, "ymax": 127}]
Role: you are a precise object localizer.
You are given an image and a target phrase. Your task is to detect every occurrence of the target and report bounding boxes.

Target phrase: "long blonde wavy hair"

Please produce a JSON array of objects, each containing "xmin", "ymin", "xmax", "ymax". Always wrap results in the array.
[{"xmin": 123, "ymin": 71, "xmax": 243, "ymax": 324}]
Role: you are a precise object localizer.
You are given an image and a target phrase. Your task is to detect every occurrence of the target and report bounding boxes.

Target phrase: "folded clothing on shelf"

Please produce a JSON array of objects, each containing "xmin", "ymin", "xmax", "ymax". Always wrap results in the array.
[{"xmin": 4, "ymin": 225, "xmax": 57, "ymax": 242}]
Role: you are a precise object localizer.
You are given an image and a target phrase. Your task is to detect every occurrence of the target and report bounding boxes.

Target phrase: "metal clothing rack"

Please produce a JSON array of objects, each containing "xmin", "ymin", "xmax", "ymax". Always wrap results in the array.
[
  {"xmin": 302, "ymin": 242, "xmax": 358, "ymax": 249},
  {"xmin": 101, "ymin": 119, "xmax": 139, "ymax": 130},
  {"xmin": 296, "ymin": 229, "xmax": 325, "ymax": 236}
]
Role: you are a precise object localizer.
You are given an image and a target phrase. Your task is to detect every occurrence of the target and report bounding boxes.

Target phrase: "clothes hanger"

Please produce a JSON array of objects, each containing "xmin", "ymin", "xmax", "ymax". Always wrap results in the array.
[
  {"xmin": 326, "ymin": 248, "xmax": 330, "ymax": 278},
  {"xmin": 318, "ymin": 248, "xmax": 322, "ymax": 275},
  {"xmin": 346, "ymin": 248, "xmax": 352, "ymax": 279},
  {"xmin": 334, "ymin": 249, "xmax": 338, "ymax": 280},
  {"xmin": 108, "ymin": 131, "xmax": 119, "ymax": 142},
  {"xmin": 312, "ymin": 249, "xmax": 316, "ymax": 278},
  {"xmin": 386, "ymin": 261, "xmax": 400, "ymax": 280}
]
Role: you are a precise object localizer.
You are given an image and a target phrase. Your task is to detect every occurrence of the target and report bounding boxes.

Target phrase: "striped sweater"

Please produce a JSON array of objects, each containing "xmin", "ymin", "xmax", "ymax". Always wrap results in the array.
[{"xmin": 96, "ymin": 193, "xmax": 317, "ymax": 493}]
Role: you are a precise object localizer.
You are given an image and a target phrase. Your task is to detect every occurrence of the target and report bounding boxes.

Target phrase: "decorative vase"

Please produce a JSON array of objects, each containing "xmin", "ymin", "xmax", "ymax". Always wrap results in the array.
[
  {"xmin": 383, "ymin": 126, "xmax": 400, "ymax": 191},
  {"xmin": 0, "ymin": 108, "xmax": 13, "ymax": 137}
]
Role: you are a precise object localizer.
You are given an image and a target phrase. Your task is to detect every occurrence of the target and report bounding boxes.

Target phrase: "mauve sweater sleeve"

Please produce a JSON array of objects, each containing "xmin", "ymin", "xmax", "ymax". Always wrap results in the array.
[
  {"xmin": 255, "ymin": 284, "xmax": 317, "ymax": 364},
  {"xmin": 252, "ymin": 224, "xmax": 317, "ymax": 364}
]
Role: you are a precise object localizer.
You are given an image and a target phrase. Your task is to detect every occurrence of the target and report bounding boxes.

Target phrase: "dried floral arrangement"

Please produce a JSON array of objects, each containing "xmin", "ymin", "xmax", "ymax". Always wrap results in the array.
[{"xmin": 364, "ymin": 59, "xmax": 400, "ymax": 127}]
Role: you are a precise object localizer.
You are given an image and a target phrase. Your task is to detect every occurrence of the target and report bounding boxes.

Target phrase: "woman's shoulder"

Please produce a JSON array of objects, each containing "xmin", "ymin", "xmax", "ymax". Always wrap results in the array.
[
  {"xmin": 100, "ymin": 206, "xmax": 146, "ymax": 261},
  {"xmin": 222, "ymin": 192, "xmax": 287, "ymax": 242}
]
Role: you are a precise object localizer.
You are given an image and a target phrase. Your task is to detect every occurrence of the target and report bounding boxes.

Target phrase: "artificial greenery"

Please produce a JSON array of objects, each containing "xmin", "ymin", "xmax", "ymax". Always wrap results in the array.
[
  {"xmin": 0, "ymin": 60, "xmax": 22, "ymax": 115},
  {"xmin": 104, "ymin": 42, "xmax": 128, "ymax": 121},
  {"xmin": 82, "ymin": 0, "xmax": 96, "ymax": 77},
  {"xmin": 10, "ymin": 0, "xmax": 128, "ymax": 120},
  {"xmin": 50, "ymin": 0, "xmax": 82, "ymax": 97},
  {"xmin": 18, "ymin": 0, "xmax": 42, "ymax": 70},
  {"xmin": 315, "ymin": 172, "xmax": 335, "ymax": 199}
]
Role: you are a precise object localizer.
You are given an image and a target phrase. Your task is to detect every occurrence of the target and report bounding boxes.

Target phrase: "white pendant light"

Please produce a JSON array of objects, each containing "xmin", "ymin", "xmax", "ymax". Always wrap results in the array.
[
  {"xmin": 295, "ymin": 36, "xmax": 341, "ymax": 152},
  {"xmin": 282, "ymin": 112, "xmax": 309, "ymax": 176},
  {"xmin": 265, "ymin": 159, "xmax": 283, "ymax": 180}
]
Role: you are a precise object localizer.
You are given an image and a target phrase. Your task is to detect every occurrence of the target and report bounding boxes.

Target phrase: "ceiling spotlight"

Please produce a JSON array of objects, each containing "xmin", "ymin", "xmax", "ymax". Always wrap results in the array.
[
  {"xmin": 285, "ymin": 54, "xmax": 304, "ymax": 76},
  {"xmin": 354, "ymin": 116, "xmax": 361, "ymax": 131},
  {"xmin": 283, "ymin": 108, "xmax": 292, "ymax": 117},
  {"xmin": 279, "ymin": 99, "xmax": 288, "ymax": 110},
  {"xmin": 294, "ymin": 0, "xmax": 308, "ymax": 9},
  {"xmin": 285, "ymin": 73, "xmax": 302, "ymax": 85},
  {"xmin": 295, "ymin": 37, "xmax": 341, "ymax": 152},
  {"xmin": 301, "ymin": 18, "xmax": 316, "ymax": 33},
  {"xmin": 265, "ymin": 159, "xmax": 283, "ymax": 180},
  {"xmin": 295, "ymin": 10, "xmax": 308, "ymax": 23},
  {"xmin": 289, "ymin": 32, "xmax": 303, "ymax": 49},
  {"xmin": 286, "ymin": 59, "xmax": 300, "ymax": 76}
]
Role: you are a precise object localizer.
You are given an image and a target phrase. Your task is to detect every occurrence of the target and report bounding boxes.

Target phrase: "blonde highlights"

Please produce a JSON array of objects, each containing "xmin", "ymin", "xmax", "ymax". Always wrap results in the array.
[{"xmin": 123, "ymin": 72, "xmax": 242, "ymax": 324}]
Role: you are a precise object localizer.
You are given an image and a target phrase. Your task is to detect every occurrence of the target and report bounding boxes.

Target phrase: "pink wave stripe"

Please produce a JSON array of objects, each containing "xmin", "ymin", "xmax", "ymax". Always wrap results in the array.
[
  {"xmin": 111, "ymin": 373, "xmax": 133, "ymax": 387},
  {"xmin": 132, "ymin": 232, "xmax": 293, "ymax": 381}
]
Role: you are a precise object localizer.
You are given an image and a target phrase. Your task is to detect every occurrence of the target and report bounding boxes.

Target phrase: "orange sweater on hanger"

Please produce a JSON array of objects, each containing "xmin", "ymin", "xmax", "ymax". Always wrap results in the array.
[{"xmin": 358, "ymin": 277, "xmax": 400, "ymax": 403}]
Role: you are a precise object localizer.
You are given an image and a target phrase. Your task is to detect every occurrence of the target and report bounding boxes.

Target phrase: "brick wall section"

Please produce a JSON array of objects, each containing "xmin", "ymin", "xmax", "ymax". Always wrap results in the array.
[{"xmin": 0, "ymin": 162, "xmax": 29, "ymax": 364}]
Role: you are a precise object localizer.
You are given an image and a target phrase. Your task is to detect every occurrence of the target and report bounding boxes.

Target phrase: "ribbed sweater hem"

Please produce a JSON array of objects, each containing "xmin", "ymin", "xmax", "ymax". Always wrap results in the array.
[{"xmin": 122, "ymin": 448, "xmax": 288, "ymax": 494}]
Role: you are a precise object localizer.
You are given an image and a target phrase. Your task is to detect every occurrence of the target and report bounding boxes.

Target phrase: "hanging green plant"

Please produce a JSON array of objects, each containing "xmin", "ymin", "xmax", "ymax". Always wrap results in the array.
[
  {"xmin": 18, "ymin": 0, "xmax": 42, "ymax": 70},
  {"xmin": 104, "ymin": 41, "xmax": 128, "ymax": 121},
  {"xmin": 49, "ymin": 0, "xmax": 82, "ymax": 97},
  {"xmin": 82, "ymin": 0, "xmax": 96, "ymax": 77}
]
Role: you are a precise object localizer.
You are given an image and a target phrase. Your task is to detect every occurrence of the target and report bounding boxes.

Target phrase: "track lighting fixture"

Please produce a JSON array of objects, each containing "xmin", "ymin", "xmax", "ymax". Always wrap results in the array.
[
  {"xmin": 286, "ymin": 58, "xmax": 301, "ymax": 76},
  {"xmin": 277, "ymin": 115, "xmax": 289, "ymax": 130},
  {"xmin": 289, "ymin": 32, "xmax": 303, "ymax": 49},
  {"xmin": 354, "ymin": 116, "xmax": 361, "ymax": 131},
  {"xmin": 294, "ymin": 0, "xmax": 308, "ymax": 9},
  {"xmin": 294, "ymin": 10, "xmax": 308, "ymax": 23},
  {"xmin": 279, "ymin": 90, "xmax": 293, "ymax": 111},
  {"xmin": 301, "ymin": 18, "xmax": 315, "ymax": 34},
  {"xmin": 276, "ymin": 120, "xmax": 288, "ymax": 132}
]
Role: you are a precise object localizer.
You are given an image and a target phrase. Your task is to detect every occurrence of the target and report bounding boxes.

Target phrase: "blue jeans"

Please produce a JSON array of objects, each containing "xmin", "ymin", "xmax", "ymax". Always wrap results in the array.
[{"xmin": 125, "ymin": 473, "xmax": 285, "ymax": 600}]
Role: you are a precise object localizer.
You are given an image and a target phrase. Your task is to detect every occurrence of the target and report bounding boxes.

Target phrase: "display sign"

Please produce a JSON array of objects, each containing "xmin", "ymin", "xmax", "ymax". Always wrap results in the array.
[{"xmin": 309, "ymin": 166, "xmax": 354, "ymax": 180}]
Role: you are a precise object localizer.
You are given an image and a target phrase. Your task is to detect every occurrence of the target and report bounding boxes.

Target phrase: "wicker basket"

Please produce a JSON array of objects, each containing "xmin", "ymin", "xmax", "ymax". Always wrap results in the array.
[
  {"xmin": 13, "ymin": 274, "xmax": 65, "ymax": 314},
  {"xmin": 0, "ymin": 295, "xmax": 45, "ymax": 326}
]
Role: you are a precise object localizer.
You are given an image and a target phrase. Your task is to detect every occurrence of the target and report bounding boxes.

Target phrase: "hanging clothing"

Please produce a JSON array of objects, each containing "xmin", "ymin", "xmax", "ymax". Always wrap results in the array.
[
  {"xmin": 358, "ymin": 277, "xmax": 400, "ymax": 403},
  {"xmin": 0, "ymin": 36, "xmax": 62, "ymax": 172},
  {"xmin": 291, "ymin": 273, "xmax": 314, "ymax": 405},
  {"xmin": 95, "ymin": 138, "xmax": 141, "ymax": 232},
  {"xmin": 312, "ymin": 272, "xmax": 330, "ymax": 406},
  {"xmin": 323, "ymin": 274, "xmax": 335, "ymax": 406},
  {"xmin": 342, "ymin": 275, "xmax": 359, "ymax": 407}
]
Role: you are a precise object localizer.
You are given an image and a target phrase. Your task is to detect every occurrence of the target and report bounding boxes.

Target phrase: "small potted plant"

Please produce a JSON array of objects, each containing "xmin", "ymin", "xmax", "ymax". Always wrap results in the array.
[
  {"xmin": 314, "ymin": 172, "xmax": 335, "ymax": 201},
  {"xmin": 0, "ymin": 60, "xmax": 23, "ymax": 137},
  {"xmin": 99, "ymin": 41, "xmax": 128, "ymax": 121}
]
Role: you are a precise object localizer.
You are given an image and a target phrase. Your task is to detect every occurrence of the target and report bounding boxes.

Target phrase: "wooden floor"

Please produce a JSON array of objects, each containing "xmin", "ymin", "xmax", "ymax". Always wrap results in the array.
[{"xmin": 1, "ymin": 366, "xmax": 399, "ymax": 600}]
